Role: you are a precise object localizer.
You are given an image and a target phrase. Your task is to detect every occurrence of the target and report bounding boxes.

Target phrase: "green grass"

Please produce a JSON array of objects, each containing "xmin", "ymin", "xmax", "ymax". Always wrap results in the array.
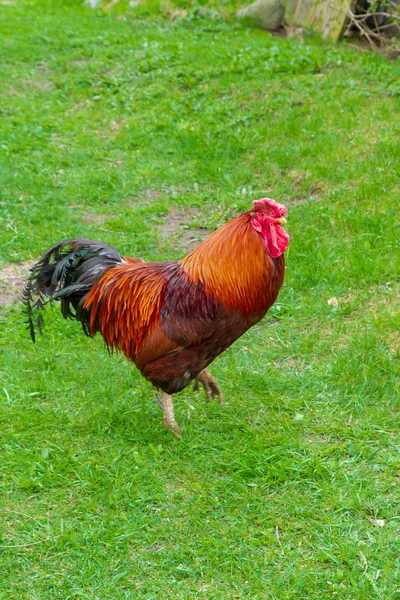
[{"xmin": 1, "ymin": 1, "xmax": 400, "ymax": 598}]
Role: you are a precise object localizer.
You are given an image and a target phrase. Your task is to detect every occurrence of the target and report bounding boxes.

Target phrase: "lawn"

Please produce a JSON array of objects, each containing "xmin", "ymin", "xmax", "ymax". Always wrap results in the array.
[{"xmin": 0, "ymin": 0, "xmax": 399, "ymax": 598}]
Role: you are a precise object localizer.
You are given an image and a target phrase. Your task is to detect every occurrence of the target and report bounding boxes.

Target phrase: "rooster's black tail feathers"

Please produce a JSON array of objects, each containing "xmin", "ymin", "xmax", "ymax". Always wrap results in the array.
[{"xmin": 22, "ymin": 238, "xmax": 123, "ymax": 342}]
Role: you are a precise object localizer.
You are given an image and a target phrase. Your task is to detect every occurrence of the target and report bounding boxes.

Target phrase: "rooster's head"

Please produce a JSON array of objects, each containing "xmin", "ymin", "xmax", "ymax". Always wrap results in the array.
[{"xmin": 250, "ymin": 198, "xmax": 290, "ymax": 258}]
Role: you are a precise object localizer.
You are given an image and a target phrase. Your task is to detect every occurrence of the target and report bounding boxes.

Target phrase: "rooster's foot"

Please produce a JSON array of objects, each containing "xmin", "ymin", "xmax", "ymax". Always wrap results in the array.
[
  {"xmin": 193, "ymin": 369, "xmax": 223, "ymax": 404},
  {"xmin": 161, "ymin": 392, "xmax": 182, "ymax": 439}
]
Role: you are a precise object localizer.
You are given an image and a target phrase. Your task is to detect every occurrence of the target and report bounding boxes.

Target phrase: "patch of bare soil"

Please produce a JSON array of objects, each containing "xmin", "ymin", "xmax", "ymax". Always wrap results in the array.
[
  {"xmin": 81, "ymin": 213, "xmax": 107, "ymax": 224},
  {"xmin": 387, "ymin": 331, "xmax": 400, "ymax": 353},
  {"xmin": 0, "ymin": 261, "xmax": 35, "ymax": 307},
  {"xmin": 158, "ymin": 209, "xmax": 209, "ymax": 253},
  {"xmin": 145, "ymin": 189, "xmax": 164, "ymax": 200},
  {"xmin": 285, "ymin": 170, "xmax": 325, "ymax": 206},
  {"xmin": 22, "ymin": 79, "xmax": 54, "ymax": 91},
  {"xmin": 72, "ymin": 99, "xmax": 92, "ymax": 111},
  {"xmin": 110, "ymin": 120, "xmax": 124, "ymax": 133}
]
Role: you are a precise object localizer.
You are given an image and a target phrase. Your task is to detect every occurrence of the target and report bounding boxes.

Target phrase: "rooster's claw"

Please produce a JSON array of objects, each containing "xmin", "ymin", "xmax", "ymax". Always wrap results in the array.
[{"xmin": 193, "ymin": 369, "xmax": 223, "ymax": 404}]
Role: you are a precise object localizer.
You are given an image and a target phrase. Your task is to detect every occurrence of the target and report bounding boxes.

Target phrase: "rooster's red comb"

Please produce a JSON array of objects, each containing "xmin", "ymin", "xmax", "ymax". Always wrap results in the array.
[{"xmin": 252, "ymin": 198, "xmax": 287, "ymax": 217}]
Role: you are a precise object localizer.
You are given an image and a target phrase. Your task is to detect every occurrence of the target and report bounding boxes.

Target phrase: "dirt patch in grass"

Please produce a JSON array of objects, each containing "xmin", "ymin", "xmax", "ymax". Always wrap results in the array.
[
  {"xmin": 72, "ymin": 99, "xmax": 92, "ymax": 111},
  {"xmin": 158, "ymin": 208, "xmax": 209, "ymax": 252},
  {"xmin": 110, "ymin": 120, "xmax": 124, "ymax": 133},
  {"xmin": 81, "ymin": 213, "xmax": 107, "ymax": 225},
  {"xmin": 285, "ymin": 170, "xmax": 325, "ymax": 206},
  {"xmin": 22, "ymin": 79, "xmax": 54, "ymax": 91},
  {"xmin": 0, "ymin": 261, "xmax": 35, "ymax": 307},
  {"xmin": 145, "ymin": 189, "xmax": 164, "ymax": 200}
]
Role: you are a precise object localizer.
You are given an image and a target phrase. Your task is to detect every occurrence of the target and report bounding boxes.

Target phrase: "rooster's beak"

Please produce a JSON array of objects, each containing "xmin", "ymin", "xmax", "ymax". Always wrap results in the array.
[{"xmin": 275, "ymin": 217, "xmax": 287, "ymax": 225}]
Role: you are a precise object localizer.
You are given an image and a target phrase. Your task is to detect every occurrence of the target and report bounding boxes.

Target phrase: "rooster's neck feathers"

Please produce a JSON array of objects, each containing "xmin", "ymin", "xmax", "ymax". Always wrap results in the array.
[{"xmin": 180, "ymin": 212, "xmax": 284, "ymax": 316}]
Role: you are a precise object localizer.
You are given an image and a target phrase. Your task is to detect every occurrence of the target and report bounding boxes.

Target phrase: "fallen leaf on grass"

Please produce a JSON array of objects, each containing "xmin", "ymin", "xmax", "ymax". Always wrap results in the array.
[{"xmin": 369, "ymin": 518, "xmax": 386, "ymax": 527}]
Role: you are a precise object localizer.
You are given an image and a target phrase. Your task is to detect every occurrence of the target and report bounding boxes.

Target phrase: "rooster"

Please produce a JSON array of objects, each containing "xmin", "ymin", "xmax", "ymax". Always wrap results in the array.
[{"xmin": 23, "ymin": 198, "xmax": 289, "ymax": 436}]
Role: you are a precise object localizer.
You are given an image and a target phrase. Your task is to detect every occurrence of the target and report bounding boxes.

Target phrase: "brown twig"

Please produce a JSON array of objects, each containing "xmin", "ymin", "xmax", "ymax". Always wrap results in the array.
[
  {"xmin": 349, "ymin": 12, "xmax": 380, "ymax": 48},
  {"xmin": 343, "ymin": 0, "xmax": 400, "ymax": 50}
]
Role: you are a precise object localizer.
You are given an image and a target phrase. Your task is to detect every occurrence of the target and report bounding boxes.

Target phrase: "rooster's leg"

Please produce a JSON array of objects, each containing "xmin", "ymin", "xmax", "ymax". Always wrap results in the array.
[
  {"xmin": 162, "ymin": 392, "xmax": 182, "ymax": 439},
  {"xmin": 193, "ymin": 369, "xmax": 223, "ymax": 404}
]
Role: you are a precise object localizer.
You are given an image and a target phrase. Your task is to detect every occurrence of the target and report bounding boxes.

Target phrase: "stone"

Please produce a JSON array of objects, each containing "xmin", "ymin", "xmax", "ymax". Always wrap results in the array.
[
  {"xmin": 196, "ymin": 6, "xmax": 220, "ymax": 19},
  {"xmin": 237, "ymin": 0, "xmax": 285, "ymax": 31}
]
